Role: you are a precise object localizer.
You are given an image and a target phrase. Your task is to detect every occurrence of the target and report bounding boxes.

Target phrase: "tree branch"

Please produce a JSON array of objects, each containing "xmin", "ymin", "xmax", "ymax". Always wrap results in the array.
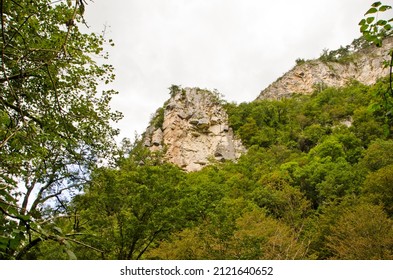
[
  {"xmin": 0, "ymin": 97, "xmax": 44, "ymax": 128},
  {"xmin": 55, "ymin": 194, "xmax": 68, "ymax": 213},
  {"xmin": 0, "ymin": 72, "xmax": 36, "ymax": 83},
  {"xmin": 65, "ymin": 237, "xmax": 104, "ymax": 254},
  {"xmin": 46, "ymin": 64, "xmax": 64, "ymax": 115},
  {"xmin": 0, "ymin": 126, "xmax": 21, "ymax": 150},
  {"xmin": 15, "ymin": 237, "xmax": 43, "ymax": 260},
  {"xmin": 0, "ymin": 204, "xmax": 20, "ymax": 220},
  {"xmin": 31, "ymin": 183, "xmax": 82, "ymax": 212},
  {"xmin": 61, "ymin": 1, "xmax": 80, "ymax": 56},
  {"xmin": 389, "ymin": 50, "xmax": 393, "ymax": 98},
  {"xmin": 0, "ymin": 0, "xmax": 6, "ymax": 46},
  {"xmin": 136, "ymin": 228, "xmax": 162, "ymax": 260},
  {"xmin": 28, "ymin": 175, "xmax": 61, "ymax": 212}
]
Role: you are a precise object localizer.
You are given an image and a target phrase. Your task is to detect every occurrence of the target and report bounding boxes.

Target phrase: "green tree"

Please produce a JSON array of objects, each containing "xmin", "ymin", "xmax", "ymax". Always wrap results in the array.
[
  {"xmin": 327, "ymin": 203, "xmax": 393, "ymax": 259},
  {"xmin": 148, "ymin": 208, "xmax": 311, "ymax": 260},
  {"xmin": 238, "ymin": 117, "xmax": 258, "ymax": 146},
  {"xmin": 362, "ymin": 164, "xmax": 393, "ymax": 216},
  {"xmin": 0, "ymin": 0, "xmax": 121, "ymax": 259},
  {"xmin": 251, "ymin": 171, "xmax": 311, "ymax": 229},
  {"xmin": 358, "ymin": 139, "xmax": 393, "ymax": 171},
  {"xmin": 73, "ymin": 156, "xmax": 186, "ymax": 260},
  {"xmin": 292, "ymin": 140, "xmax": 359, "ymax": 208},
  {"xmin": 231, "ymin": 208, "xmax": 310, "ymax": 260}
]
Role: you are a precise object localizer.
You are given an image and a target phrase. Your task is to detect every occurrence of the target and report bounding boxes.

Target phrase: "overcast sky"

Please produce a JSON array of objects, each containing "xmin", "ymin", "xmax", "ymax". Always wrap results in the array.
[{"xmin": 83, "ymin": 0, "xmax": 377, "ymax": 141}]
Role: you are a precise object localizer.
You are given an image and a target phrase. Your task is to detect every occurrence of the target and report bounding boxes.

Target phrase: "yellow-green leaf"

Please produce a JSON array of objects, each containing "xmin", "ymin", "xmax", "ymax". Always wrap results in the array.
[{"xmin": 365, "ymin": 7, "xmax": 378, "ymax": 15}]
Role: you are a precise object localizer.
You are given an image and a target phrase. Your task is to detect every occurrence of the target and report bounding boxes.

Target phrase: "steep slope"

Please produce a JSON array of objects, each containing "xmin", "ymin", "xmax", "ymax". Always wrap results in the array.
[
  {"xmin": 257, "ymin": 36, "xmax": 393, "ymax": 100},
  {"xmin": 143, "ymin": 87, "xmax": 245, "ymax": 172}
]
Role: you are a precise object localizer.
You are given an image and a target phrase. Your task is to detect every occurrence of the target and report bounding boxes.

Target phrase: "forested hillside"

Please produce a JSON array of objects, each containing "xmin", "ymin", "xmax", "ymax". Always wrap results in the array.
[
  {"xmin": 20, "ymin": 78, "xmax": 393, "ymax": 260},
  {"xmin": 2, "ymin": 0, "xmax": 393, "ymax": 260}
]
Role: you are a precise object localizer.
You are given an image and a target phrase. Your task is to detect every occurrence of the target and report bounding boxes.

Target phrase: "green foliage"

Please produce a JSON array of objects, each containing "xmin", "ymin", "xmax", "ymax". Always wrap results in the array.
[
  {"xmin": 0, "ymin": 0, "xmax": 121, "ymax": 259},
  {"xmin": 359, "ymin": 139, "xmax": 393, "ymax": 171},
  {"xmin": 3, "ymin": 0, "xmax": 393, "ymax": 261},
  {"xmin": 327, "ymin": 203, "xmax": 393, "ymax": 259},
  {"xmin": 319, "ymin": 42, "xmax": 363, "ymax": 64},
  {"xmin": 151, "ymin": 107, "xmax": 165, "ymax": 129},
  {"xmin": 359, "ymin": 2, "xmax": 393, "ymax": 119},
  {"xmin": 72, "ymin": 152, "xmax": 186, "ymax": 260},
  {"xmin": 32, "ymin": 80, "xmax": 390, "ymax": 260},
  {"xmin": 362, "ymin": 164, "xmax": 393, "ymax": 216},
  {"xmin": 251, "ymin": 172, "xmax": 312, "ymax": 228},
  {"xmin": 148, "ymin": 208, "xmax": 311, "ymax": 260},
  {"xmin": 168, "ymin": 84, "xmax": 181, "ymax": 97},
  {"xmin": 74, "ymin": 154, "xmax": 261, "ymax": 260},
  {"xmin": 359, "ymin": 2, "xmax": 393, "ymax": 47},
  {"xmin": 43, "ymin": 79, "xmax": 390, "ymax": 260},
  {"xmin": 295, "ymin": 58, "xmax": 306, "ymax": 65}
]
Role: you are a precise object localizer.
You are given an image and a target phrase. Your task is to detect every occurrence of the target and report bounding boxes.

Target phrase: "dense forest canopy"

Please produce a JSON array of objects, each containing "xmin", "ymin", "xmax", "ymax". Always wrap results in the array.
[
  {"xmin": 1, "ymin": 0, "xmax": 393, "ymax": 260},
  {"xmin": 11, "ymin": 77, "xmax": 393, "ymax": 260}
]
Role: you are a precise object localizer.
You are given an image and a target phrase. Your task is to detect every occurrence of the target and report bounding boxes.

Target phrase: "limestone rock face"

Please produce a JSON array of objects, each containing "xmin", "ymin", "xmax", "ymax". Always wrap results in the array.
[
  {"xmin": 143, "ymin": 88, "xmax": 246, "ymax": 172},
  {"xmin": 257, "ymin": 37, "xmax": 393, "ymax": 100}
]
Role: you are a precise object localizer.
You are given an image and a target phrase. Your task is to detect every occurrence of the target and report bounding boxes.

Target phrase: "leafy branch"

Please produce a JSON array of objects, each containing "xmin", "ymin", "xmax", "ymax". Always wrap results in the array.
[
  {"xmin": 359, "ymin": 1, "xmax": 393, "ymax": 114},
  {"xmin": 359, "ymin": 1, "xmax": 393, "ymax": 47}
]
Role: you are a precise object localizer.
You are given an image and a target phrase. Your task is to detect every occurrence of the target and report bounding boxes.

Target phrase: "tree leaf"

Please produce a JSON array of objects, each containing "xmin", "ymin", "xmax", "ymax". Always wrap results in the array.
[
  {"xmin": 63, "ymin": 240, "xmax": 71, "ymax": 248},
  {"xmin": 359, "ymin": 19, "xmax": 366, "ymax": 25},
  {"xmin": 365, "ymin": 7, "xmax": 378, "ymax": 15},
  {"xmin": 372, "ymin": 2, "xmax": 382, "ymax": 8},
  {"xmin": 367, "ymin": 17, "xmax": 375, "ymax": 24},
  {"xmin": 379, "ymin": 5, "xmax": 391, "ymax": 12},
  {"xmin": 53, "ymin": 227, "xmax": 63, "ymax": 235},
  {"xmin": 360, "ymin": 24, "xmax": 369, "ymax": 32},
  {"xmin": 17, "ymin": 214, "xmax": 30, "ymax": 222},
  {"xmin": 377, "ymin": 19, "xmax": 388, "ymax": 26},
  {"xmin": 65, "ymin": 249, "xmax": 77, "ymax": 260},
  {"xmin": 79, "ymin": 3, "xmax": 85, "ymax": 15}
]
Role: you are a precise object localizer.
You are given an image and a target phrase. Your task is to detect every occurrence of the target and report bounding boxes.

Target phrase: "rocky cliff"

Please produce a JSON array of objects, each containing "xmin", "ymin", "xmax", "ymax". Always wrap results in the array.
[
  {"xmin": 257, "ymin": 36, "xmax": 393, "ymax": 100},
  {"xmin": 142, "ymin": 37, "xmax": 393, "ymax": 171},
  {"xmin": 143, "ymin": 87, "xmax": 246, "ymax": 172}
]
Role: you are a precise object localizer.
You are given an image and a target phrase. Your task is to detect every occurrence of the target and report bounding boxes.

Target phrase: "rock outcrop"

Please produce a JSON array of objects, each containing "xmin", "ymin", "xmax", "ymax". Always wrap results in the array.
[
  {"xmin": 143, "ymin": 87, "xmax": 246, "ymax": 172},
  {"xmin": 257, "ymin": 36, "xmax": 393, "ymax": 100},
  {"xmin": 142, "ymin": 37, "xmax": 393, "ymax": 171}
]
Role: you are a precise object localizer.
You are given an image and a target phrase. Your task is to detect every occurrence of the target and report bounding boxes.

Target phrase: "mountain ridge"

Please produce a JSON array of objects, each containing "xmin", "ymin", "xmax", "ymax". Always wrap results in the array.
[{"xmin": 257, "ymin": 36, "xmax": 393, "ymax": 100}]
